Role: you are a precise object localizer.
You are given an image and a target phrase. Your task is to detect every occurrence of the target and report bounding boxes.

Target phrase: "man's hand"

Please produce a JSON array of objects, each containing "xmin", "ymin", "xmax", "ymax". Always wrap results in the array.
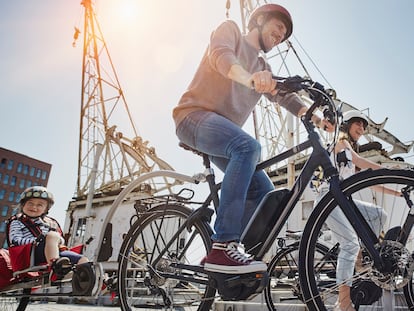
[
  {"xmin": 227, "ymin": 65, "xmax": 277, "ymax": 95},
  {"xmin": 250, "ymin": 70, "xmax": 278, "ymax": 95}
]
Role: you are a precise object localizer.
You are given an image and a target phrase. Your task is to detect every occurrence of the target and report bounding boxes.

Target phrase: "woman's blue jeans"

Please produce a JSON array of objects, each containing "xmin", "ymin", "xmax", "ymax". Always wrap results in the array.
[
  {"xmin": 316, "ymin": 187, "xmax": 387, "ymax": 286},
  {"xmin": 176, "ymin": 110, "xmax": 274, "ymax": 242}
]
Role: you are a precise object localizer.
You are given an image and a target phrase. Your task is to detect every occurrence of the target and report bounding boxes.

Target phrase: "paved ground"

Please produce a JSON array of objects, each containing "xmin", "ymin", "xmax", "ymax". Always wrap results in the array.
[{"xmin": 25, "ymin": 302, "xmax": 121, "ymax": 311}]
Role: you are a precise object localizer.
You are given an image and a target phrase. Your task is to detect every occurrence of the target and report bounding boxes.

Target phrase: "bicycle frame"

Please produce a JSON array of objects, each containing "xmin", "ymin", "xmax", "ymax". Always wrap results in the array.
[
  {"xmin": 242, "ymin": 118, "xmax": 381, "ymax": 264},
  {"xmin": 114, "ymin": 77, "xmax": 414, "ymax": 310},
  {"xmin": 191, "ymin": 106, "xmax": 392, "ymax": 272}
]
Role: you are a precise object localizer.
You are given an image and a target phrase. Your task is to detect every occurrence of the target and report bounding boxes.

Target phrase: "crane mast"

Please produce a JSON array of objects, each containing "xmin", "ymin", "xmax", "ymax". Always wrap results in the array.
[{"xmin": 75, "ymin": 0, "xmax": 173, "ymax": 199}]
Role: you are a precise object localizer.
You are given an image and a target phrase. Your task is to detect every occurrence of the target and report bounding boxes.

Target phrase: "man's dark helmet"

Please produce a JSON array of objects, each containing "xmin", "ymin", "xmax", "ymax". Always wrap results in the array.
[{"xmin": 247, "ymin": 4, "xmax": 293, "ymax": 42}]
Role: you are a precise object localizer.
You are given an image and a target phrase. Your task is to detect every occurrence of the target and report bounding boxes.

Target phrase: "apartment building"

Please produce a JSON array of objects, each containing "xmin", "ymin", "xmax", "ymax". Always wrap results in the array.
[{"xmin": 0, "ymin": 147, "xmax": 51, "ymax": 248}]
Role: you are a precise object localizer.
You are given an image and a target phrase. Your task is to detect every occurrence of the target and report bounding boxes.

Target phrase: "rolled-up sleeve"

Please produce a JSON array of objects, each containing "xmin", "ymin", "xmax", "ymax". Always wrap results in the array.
[
  {"xmin": 269, "ymin": 92, "xmax": 306, "ymax": 117},
  {"xmin": 208, "ymin": 21, "xmax": 241, "ymax": 77}
]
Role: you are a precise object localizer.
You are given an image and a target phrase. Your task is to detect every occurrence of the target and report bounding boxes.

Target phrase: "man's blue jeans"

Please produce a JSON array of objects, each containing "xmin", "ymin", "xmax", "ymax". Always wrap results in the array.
[{"xmin": 176, "ymin": 110, "xmax": 274, "ymax": 242}]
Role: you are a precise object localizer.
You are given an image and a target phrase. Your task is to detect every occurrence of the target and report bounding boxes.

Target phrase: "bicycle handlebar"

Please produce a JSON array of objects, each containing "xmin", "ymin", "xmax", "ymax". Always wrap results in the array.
[{"xmin": 273, "ymin": 75, "xmax": 337, "ymax": 125}]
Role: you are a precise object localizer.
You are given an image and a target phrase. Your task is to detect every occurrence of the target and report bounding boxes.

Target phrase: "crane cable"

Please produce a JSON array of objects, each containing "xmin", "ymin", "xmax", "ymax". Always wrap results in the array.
[{"xmin": 225, "ymin": 0, "xmax": 231, "ymax": 18}]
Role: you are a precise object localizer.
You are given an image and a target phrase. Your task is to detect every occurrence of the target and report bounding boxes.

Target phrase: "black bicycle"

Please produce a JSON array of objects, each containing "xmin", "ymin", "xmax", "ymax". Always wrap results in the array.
[{"xmin": 116, "ymin": 76, "xmax": 414, "ymax": 311}]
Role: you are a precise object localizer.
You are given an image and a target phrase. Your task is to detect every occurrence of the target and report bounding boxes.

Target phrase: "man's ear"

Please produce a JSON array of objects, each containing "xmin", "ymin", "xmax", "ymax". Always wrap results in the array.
[{"xmin": 256, "ymin": 15, "xmax": 265, "ymax": 27}]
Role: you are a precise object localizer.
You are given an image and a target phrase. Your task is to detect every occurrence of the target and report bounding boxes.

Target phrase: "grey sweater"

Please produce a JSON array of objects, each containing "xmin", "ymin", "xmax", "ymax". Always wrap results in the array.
[{"xmin": 173, "ymin": 20, "xmax": 305, "ymax": 128}]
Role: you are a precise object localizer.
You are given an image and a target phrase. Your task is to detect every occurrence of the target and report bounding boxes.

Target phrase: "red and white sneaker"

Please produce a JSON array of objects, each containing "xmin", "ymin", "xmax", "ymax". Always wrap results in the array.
[{"xmin": 204, "ymin": 242, "xmax": 266, "ymax": 274}]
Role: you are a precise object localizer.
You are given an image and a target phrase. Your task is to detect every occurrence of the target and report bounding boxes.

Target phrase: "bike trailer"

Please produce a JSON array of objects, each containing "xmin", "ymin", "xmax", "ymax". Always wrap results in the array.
[{"xmin": 0, "ymin": 248, "xmax": 14, "ymax": 289}]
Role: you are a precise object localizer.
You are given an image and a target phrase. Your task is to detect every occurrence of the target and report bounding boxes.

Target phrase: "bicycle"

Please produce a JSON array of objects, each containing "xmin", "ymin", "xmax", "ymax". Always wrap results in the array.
[{"xmin": 116, "ymin": 76, "xmax": 414, "ymax": 311}]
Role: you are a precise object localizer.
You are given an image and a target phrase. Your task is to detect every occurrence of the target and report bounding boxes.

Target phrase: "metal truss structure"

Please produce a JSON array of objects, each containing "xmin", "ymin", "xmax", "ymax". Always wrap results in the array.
[
  {"xmin": 74, "ymin": 0, "xmax": 412, "ymax": 197},
  {"xmin": 237, "ymin": 0, "xmax": 412, "ymax": 185},
  {"xmin": 75, "ymin": 0, "xmax": 174, "ymax": 199}
]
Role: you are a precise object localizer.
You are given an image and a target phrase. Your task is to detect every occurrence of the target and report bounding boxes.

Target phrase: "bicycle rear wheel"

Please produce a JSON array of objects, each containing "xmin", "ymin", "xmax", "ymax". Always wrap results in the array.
[
  {"xmin": 265, "ymin": 241, "xmax": 337, "ymax": 311},
  {"xmin": 118, "ymin": 203, "xmax": 215, "ymax": 311},
  {"xmin": 300, "ymin": 169, "xmax": 414, "ymax": 310}
]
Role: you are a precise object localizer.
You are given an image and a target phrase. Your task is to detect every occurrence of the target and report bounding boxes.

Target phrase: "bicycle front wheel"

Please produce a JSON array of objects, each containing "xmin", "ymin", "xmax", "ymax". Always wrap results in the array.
[
  {"xmin": 300, "ymin": 168, "xmax": 414, "ymax": 310},
  {"xmin": 118, "ymin": 203, "xmax": 215, "ymax": 311}
]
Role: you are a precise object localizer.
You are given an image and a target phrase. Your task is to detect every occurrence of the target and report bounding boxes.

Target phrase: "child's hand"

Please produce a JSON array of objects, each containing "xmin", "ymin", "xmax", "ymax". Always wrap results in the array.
[{"xmin": 321, "ymin": 119, "xmax": 335, "ymax": 132}]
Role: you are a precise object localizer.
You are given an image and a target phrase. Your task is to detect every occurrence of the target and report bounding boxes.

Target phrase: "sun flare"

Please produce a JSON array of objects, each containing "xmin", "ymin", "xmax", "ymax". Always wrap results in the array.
[{"xmin": 117, "ymin": 0, "xmax": 139, "ymax": 23}]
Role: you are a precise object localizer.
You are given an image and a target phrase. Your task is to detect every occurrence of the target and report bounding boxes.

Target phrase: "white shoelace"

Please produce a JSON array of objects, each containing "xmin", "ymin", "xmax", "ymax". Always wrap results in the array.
[{"xmin": 212, "ymin": 242, "xmax": 252, "ymax": 263}]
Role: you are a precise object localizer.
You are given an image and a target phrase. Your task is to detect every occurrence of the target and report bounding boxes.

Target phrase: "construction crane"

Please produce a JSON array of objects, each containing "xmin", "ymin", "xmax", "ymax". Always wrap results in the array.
[
  {"xmin": 74, "ymin": 0, "xmax": 173, "ymax": 200},
  {"xmin": 65, "ymin": 0, "xmax": 179, "ymax": 265},
  {"xmin": 72, "ymin": 0, "xmax": 412, "ymax": 200}
]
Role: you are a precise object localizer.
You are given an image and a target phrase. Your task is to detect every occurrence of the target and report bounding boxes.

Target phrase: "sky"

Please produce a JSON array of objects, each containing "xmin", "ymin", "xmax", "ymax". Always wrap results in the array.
[{"xmin": 1, "ymin": 0, "xmax": 414, "ymax": 225}]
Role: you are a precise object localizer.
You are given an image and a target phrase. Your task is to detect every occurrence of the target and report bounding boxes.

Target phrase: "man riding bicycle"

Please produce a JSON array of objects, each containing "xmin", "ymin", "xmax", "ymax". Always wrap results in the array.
[{"xmin": 173, "ymin": 4, "xmax": 333, "ymax": 274}]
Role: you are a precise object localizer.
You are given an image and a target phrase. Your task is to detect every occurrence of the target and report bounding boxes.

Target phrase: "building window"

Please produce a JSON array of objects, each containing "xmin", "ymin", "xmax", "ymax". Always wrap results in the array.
[
  {"xmin": 23, "ymin": 165, "xmax": 29, "ymax": 175},
  {"xmin": 17, "ymin": 163, "xmax": 23, "ymax": 173},
  {"xmin": 42, "ymin": 171, "xmax": 48, "ymax": 180},
  {"xmin": 8, "ymin": 192, "xmax": 15, "ymax": 202},
  {"xmin": 0, "ymin": 221, "xmax": 6, "ymax": 233},
  {"xmin": 19, "ymin": 179, "xmax": 25, "ymax": 189},
  {"xmin": 7, "ymin": 160, "xmax": 14, "ymax": 170},
  {"xmin": 11, "ymin": 207, "xmax": 18, "ymax": 216},
  {"xmin": 10, "ymin": 176, "xmax": 17, "ymax": 186},
  {"xmin": 0, "ymin": 159, "xmax": 6, "ymax": 169},
  {"xmin": 3, "ymin": 174, "xmax": 9, "ymax": 185},
  {"xmin": 30, "ymin": 167, "xmax": 35, "ymax": 177},
  {"xmin": 36, "ymin": 169, "xmax": 41, "ymax": 179},
  {"xmin": 75, "ymin": 218, "xmax": 87, "ymax": 238},
  {"xmin": 1, "ymin": 206, "xmax": 8, "ymax": 217},
  {"xmin": 26, "ymin": 180, "xmax": 32, "ymax": 188},
  {"xmin": 0, "ymin": 190, "xmax": 5, "ymax": 200}
]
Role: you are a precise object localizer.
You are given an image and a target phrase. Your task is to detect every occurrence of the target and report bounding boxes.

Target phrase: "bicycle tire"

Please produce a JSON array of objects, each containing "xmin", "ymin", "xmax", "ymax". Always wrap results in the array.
[
  {"xmin": 299, "ymin": 168, "xmax": 414, "ymax": 310},
  {"xmin": 265, "ymin": 241, "xmax": 337, "ymax": 311},
  {"xmin": 118, "ymin": 203, "xmax": 215, "ymax": 311}
]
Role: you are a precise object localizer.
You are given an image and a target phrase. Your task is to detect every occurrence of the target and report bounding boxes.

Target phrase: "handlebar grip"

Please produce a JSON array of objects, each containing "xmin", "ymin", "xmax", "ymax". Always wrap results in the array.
[
  {"xmin": 274, "ymin": 75, "xmax": 310, "ymax": 94},
  {"xmin": 272, "ymin": 75, "xmax": 337, "ymax": 125}
]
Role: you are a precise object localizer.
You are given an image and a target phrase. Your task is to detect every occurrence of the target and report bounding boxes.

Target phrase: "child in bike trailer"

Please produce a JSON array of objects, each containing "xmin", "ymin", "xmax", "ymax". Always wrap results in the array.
[
  {"xmin": 7, "ymin": 186, "xmax": 88, "ymax": 281},
  {"xmin": 315, "ymin": 110, "xmax": 401, "ymax": 311},
  {"xmin": 173, "ymin": 3, "xmax": 334, "ymax": 274}
]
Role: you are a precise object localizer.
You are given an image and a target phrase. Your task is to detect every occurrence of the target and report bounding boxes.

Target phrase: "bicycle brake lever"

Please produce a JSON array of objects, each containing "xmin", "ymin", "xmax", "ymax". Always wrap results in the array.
[{"xmin": 274, "ymin": 75, "xmax": 311, "ymax": 94}]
